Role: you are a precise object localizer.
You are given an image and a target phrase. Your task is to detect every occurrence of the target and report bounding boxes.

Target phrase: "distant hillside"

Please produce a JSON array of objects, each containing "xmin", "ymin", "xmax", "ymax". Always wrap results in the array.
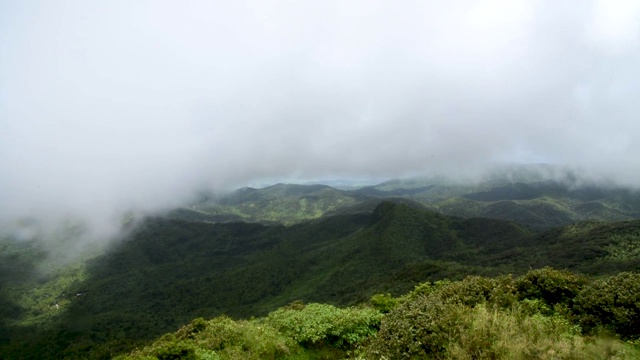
[
  {"xmin": 4, "ymin": 200, "xmax": 640, "ymax": 358},
  {"xmin": 431, "ymin": 182, "xmax": 640, "ymax": 229},
  {"xmin": 172, "ymin": 183, "xmax": 368, "ymax": 225},
  {"xmin": 350, "ymin": 175, "xmax": 640, "ymax": 229},
  {"xmin": 174, "ymin": 178, "xmax": 640, "ymax": 230}
]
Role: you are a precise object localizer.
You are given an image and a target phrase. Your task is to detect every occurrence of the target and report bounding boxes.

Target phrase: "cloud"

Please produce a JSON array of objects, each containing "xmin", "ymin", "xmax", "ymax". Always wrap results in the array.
[
  {"xmin": 1, "ymin": 0, "xmax": 639, "ymax": 237},
  {"xmin": 588, "ymin": 0, "xmax": 640, "ymax": 53}
]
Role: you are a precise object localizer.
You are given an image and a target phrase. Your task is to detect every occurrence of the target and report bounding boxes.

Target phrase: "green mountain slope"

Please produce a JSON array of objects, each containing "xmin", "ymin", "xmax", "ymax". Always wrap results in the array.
[
  {"xmin": 362, "ymin": 179, "xmax": 640, "ymax": 229},
  {"xmin": 173, "ymin": 183, "xmax": 368, "ymax": 225},
  {"xmin": 6, "ymin": 199, "xmax": 640, "ymax": 358},
  {"xmin": 175, "ymin": 176, "xmax": 640, "ymax": 230}
]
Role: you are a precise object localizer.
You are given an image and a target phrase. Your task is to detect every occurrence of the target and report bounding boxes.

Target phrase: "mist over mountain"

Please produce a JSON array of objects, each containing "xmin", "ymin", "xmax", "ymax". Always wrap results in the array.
[
  {"xmin": 4, "ymin": 2, "xmax": 640, "ymax": 358},
  {"xmin": 1, "ymin": 163, "xmax": 638, "ymax": 261},
  {"xmin": 171, "ymin": 168, "xmax": 640, "ymax": 231},
  {"xmin": 2, "ymin": 1, "xmax": 640, "ymax": 242}
]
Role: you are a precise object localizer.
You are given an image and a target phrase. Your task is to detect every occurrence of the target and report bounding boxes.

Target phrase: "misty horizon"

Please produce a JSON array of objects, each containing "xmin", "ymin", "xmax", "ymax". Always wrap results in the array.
[{"xmin": 2, "ymin": 1, "xmax": 640, "ymax": 238}]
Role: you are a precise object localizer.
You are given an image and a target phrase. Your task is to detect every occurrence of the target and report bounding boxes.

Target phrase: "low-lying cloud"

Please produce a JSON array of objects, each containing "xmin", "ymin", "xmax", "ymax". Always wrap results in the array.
[{"xmin": 1, "ymin": 0, "xmax": 639, "ymax": 240}]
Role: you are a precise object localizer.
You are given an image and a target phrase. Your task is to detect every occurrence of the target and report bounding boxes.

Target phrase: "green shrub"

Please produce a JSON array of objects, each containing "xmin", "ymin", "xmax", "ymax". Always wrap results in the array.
[
  {"xmin": 367, "ymin": 296, "xmax": 468, "ymax": 358},
  {"xmin": 263, "ymin": 303, "xmax": 382, "ymax": 349},
  {"xmin": 575, "ymin": 272, "xmax": 640, "ymax": 338},
  {"xmin": 400, "ymin": 275, "xmax": 518, "ymax": 310},
  {"xmin": 366, "ymin": 274, "xmax": 521, "ymax": 358},
  {"xmin": 129, "ymin": 336, "xmax": 199, "ymax": 360},
  {"xmin": 433, "ymin": 275, "xmax": 518, "ymax": 308},
  {"xmin": 515, "ymin": 267, "xmax": 588, "ymax": 307},
  {"xmin": 196, "ymin": 317, "xmax": 296, "ymax": 359},
  {"xmin": 515, "ymin": 298, "xmax": 553, "ymax": 317},
  {"xmin": 117, "ymin": 316, "xmax": 297, "ymax": 360},
  {"xmin": 369, "ymin": 293, "xmax": 398, "ymax": 313},
  {"xmin": 446, "ymin": 306, "xmax": 582, "ymax": 359},
  {"xmin": 367, "ymin": 299, "xmax": 635, "ymax": 360},
  {"xmin": 402, "ymin": 279, "xmax": 448, "ymax": 301},
  {"xmin": 175, "ymin": 317, "xmax": 208, "ymax": 340}
]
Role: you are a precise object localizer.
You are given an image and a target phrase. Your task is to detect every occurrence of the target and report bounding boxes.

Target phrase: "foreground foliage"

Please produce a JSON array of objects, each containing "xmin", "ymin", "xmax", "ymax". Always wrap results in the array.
[
  {"xmin": 117, "ymin": 268, "xmax": 640, "ymax": 360},
  {"xmin": 368, "ymin": 269, "xmax": 640, "ymax": 359},
  {"xmin": 370, "ymin": 302, "xmax": 636, "ymax": 360},
  {"xmin": 116, "ymin": 303, "xmax": 381, "ymax": 360},
  {"xmin": 263, "ymin": 302, "xmax": 382, "ymax": 348}
]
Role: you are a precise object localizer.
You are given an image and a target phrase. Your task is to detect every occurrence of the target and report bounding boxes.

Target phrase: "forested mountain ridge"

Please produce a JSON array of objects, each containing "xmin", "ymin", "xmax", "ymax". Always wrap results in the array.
[
  {"xmin": 3, "ymin": 196, "xmax": 640, "ymax": 358},
  {"xmin": 4, "ymin": 169, "xmax": 640, "ymax": 359},
  {"xmin": 171, "ymin": 183, "xmax": 369, "ymax": 225},
  {"xmin": 175, "ymin": 177, "xmax": 640, "ymax": 230}
]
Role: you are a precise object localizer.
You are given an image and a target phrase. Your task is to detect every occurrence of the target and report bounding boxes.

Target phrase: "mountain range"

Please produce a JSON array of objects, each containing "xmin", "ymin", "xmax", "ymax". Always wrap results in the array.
[
  {"xmin": 2, "ymin": 169, "xmax": 640, "ymax": 358},
  {"xmin": 175, "ymin": 172, "xmax": 640, "ymax": 229}
]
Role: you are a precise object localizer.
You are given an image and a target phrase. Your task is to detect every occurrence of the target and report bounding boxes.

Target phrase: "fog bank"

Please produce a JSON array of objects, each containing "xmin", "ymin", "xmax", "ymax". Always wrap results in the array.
[{"xmin": 1, "ymin": 0, "xmax": 639, "ymax": 240}]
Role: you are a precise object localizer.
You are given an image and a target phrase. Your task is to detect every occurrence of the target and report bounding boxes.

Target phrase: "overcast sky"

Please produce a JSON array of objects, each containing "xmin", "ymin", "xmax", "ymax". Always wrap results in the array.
[{"xmin": 1, "ymin": 0, "xmax": 640, "ymax": 234}]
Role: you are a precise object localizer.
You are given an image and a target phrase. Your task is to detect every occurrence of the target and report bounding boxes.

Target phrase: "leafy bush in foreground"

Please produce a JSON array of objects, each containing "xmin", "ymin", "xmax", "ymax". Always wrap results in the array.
[
  {"xmin": 117, "ymin": 303, "xmax": 382, "ymax": 360},
  {"xmin": 116, "ymin": 316, "xmax": 299, "ymax": 360},
  {"xmin": 427, "ymin": 275, "xmax": 518, "ymax": 308},
  {"xmin": 515, "ymin": 267, "xmax": 588, "ymax": 307},
  {"xmin": 115, "ymin": 268, "xmax": 640, "ymax": 360},
  {"xmin": 367, "ymin": 296, "xmax": 467, "ymax": 358},
  {"xmin": 367, "ymin": 297, "xmax": 638, "ymax": 360},
  {"xmin": 263, "ymin": 302, "xmax": 382, "ymax": 349},
  {"xmin": 366, "ymin": 269, "xmax": 640, "ymax": 359},
  {"xmin": 575, "ymin": 272, "xmax": 640, "ymax": 338},
  {"xmin": 369, "ymin": 293, "xmax": 398, "ymax": 313}
]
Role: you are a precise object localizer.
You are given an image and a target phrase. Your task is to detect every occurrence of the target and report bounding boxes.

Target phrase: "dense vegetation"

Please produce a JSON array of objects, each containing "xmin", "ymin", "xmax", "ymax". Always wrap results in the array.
[
  {"xmin": 115, "ymin": 268, "xmax": 640, "ymax": 360},
  {"xmin": 3, "ymin": 175, "xmax": 640, "ymax": 358}
]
